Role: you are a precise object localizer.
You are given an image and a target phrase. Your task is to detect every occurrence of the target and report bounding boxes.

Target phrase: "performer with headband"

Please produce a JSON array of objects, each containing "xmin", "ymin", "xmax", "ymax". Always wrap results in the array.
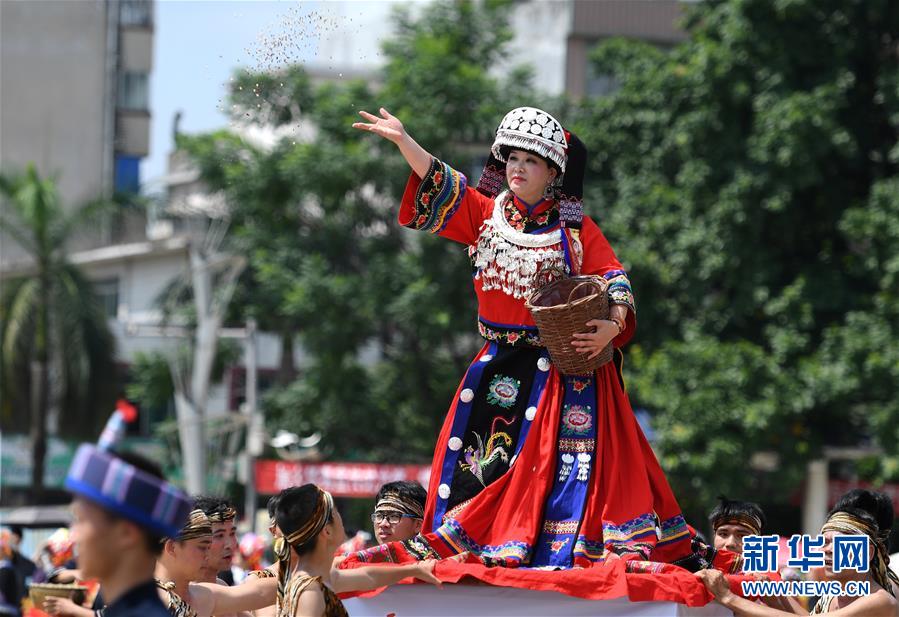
[
  {"xmin": 271, "ymin": 484, "xmax": 449, "ymax": 617},
  {"xmin": 349, "ymin": 106, "xmax": 699, "ymax": 568},
  {"xmin": 370, "ymin": 482, "xmax": 426, "ymax": 546},
  {"xmin": 156, "ymin": 509, "xmax": 215, "ymax": 617},
  {"xmin": 193, "ymin": 497, "xmax": 239, "ymax": 586},
  {"xmin": 153, "ymin": 507, "xmax": 283, "ymax": 617},
  {"xmin": 695, "ymin": 491, "xmax": 899, "ymax": 616},
  {"xmin": 180, "ymin": 485, "xmax": 446, "ymax": 617},
  {"xmin": 702, "ymin": 497, "xmax": 804, "ymax": 613},
  {"xmin": 708, "ymin": 496, "xmax": 767, "ymax": 572}
]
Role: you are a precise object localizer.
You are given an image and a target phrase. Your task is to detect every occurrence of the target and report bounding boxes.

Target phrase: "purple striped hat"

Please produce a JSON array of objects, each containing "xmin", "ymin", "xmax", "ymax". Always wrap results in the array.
[{"xmin": 65, "ymin": 444, "xmax": 191, "ymax": 538}]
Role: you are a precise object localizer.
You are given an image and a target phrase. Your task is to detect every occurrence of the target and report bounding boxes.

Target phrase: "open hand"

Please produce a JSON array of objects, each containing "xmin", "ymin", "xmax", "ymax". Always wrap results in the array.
[
  {"xmin": 571, "ymin": 319, "xmax": 619, "ymax": 359},
  {"xmin": 352, "ymin": 108, "xmax": 406, "ymax": 144}
]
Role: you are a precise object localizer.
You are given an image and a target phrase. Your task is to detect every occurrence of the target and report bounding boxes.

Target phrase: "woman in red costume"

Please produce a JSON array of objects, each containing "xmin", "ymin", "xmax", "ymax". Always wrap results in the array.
[{"xmin": 349, "ymin": 106, "xmax": 699, "ymax": 570}]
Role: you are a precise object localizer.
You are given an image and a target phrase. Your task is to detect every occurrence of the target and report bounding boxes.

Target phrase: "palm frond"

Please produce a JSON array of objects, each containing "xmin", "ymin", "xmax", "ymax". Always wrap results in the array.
[
  {"xmin": 0, "ymin": 211, "xmax": 37, "ymax": 255},
  {"xmin": 0, "ymin": 166, "xmax": 61, "ymax": 258},
  {"xmin": 54, "ymin": 264, "xmax": 117, "ymax": 437},
  {"xmin": 0, "ymin": 277, "xmax": 39, "ymax": 399}
]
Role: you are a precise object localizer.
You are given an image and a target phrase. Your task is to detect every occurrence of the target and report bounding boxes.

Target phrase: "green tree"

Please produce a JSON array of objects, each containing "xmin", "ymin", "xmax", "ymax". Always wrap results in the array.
[
  {"xmin": 0, "ymin": 166, "xmax": 118, "ymax": 498},
  {"xmin": 572, "ymin": 0, "xmax": 899, "ymax": 520},
  {"xmin": 179, "ymin": 0, "xmax": 548, "ymax": 461}
]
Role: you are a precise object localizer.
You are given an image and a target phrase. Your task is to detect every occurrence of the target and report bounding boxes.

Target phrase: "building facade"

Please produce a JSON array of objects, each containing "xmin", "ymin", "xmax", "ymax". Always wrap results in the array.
[
  {"xmin": 565, "ymin": 0, "xmax": 686, "ymax": 98},
  {"xmin": 0, "ymin": 0, "xmax": 154, "ymax": 265}
]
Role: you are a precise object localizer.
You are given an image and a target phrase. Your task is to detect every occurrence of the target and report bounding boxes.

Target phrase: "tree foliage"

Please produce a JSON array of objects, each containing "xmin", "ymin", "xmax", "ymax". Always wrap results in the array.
[{"xmin": 572, "ymin": 0, "xmax": 899, "ymax": 518}]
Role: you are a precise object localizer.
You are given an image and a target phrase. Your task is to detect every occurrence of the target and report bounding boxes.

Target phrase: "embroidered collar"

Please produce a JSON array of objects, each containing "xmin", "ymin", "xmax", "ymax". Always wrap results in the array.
[
  {"xmin": 490, "ymin": 192, "xmax": 562, "ymax": 248},
  {"xmin": 507, "ymin": 194, "xmax": 559, "ymax": 233}
]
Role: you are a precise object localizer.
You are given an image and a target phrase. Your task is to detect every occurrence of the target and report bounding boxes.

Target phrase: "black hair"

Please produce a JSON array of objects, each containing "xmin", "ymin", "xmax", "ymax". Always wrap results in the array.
[
  {"xmin": 267, "ymin": 495, "xmax": 280, "ymax": 521},
  {"xmin": 275, "ymin": 484, "xmax": 333, "ymax": 556},
  {"xmin": 826, "ymin": 504, "xmax": 881, "ymax": 535},
  {"xmin": 375, "ymin": 481, "xmax": 427, "ymax": 512},
  {"xmin": 8, "ymin": 526, "xmax": 23, "ymax": 540},
  {"xmin": 193, "ymin": 495, "xmax": 236, "ymax": 521},
  {"xmin": 709, "ymin": 496, "xmax": 767, "ymax": 530},
  {"xmin": 107, "ymin": 449, "xmax": 166, "ymax": 555},
  {"xmin": 832, "ymin": 489, "xmax": 893, "ymax": 536}
]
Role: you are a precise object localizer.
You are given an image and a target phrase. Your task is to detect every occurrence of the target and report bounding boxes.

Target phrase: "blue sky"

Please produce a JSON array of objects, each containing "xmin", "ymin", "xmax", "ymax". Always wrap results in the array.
[{"xmin": 142, "ymin": 0, "xmax": 400, "ymax": 188}]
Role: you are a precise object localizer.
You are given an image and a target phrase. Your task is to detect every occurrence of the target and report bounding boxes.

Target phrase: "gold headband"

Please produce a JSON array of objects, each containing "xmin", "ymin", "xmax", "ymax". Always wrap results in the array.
[
  {"xmin": 207, "ymin": 505, "xmax": 237, "ymax": 523},
  {"xmin": 822, "ymin": 512, "xmax": 898, "ymax": 597},
  {"xmin": 713, "ymin": 513, "xmax": 762, "ymax": 536},
  {"xmin": 821, "ymin": 512, "xmax": 878, "ymax": 539},
  {"xmin": 274, "ymin": 488, "xmax": 334, "ymax": 560},
  {"xmin": 275, "ymin": 488, "xmax": 334, "ymax": 606},
  {"xmin": 375, "ymin": 493, "xmax": 424, "ymax": 519},
  {"xmin": 176, "ymin": 509, "xmax": 213, "ymax": 542}
]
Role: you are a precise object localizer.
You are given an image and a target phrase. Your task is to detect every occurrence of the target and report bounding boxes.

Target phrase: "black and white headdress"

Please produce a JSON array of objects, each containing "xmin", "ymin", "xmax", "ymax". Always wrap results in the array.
[
  {"xmin": 477, "ymin": 107, "xmax": 587, "ymax": 230},
  {"xmin": 491, "ymin": 107, "xmax": 568, "ymax": 173}
]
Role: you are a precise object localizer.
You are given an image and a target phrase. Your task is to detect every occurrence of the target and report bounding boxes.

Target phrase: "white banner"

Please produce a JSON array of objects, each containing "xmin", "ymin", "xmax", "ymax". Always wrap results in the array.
[{"xmin": 344, "ymin": 584, "xmax": 733, "ymax": 617}]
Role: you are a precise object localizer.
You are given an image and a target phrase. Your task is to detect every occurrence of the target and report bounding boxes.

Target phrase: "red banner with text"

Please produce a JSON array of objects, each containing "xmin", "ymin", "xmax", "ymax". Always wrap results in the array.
[{"xmin": 255, "ymin": 460, "xmax": 431, "ymax": 498}]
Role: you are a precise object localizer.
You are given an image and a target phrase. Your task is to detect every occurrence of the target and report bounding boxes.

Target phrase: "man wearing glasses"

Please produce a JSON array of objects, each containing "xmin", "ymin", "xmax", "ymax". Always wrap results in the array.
[{"xmin": 370, "ymin": 482, "xmax": 426, "ymax": 545}]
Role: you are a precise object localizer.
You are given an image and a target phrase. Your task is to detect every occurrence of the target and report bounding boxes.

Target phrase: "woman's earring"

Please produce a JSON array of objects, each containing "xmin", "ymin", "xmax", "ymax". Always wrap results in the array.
[{"xmin": 543, "ymin": 183, "xmax": 555, "ymax": 200}]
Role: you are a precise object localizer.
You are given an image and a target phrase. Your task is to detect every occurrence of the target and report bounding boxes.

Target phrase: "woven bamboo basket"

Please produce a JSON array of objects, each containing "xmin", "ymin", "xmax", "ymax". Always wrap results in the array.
[
  {"xmin": 525, "ymin": 273, "xmax": 613, "ymax": 375},
  {"xmin": 28, "ymin": 582, "xmax": 88, "ymax": 608}
]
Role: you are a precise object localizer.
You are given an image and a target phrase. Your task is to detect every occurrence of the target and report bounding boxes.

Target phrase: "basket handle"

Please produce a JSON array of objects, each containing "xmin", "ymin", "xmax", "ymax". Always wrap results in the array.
[
  {"xmin": 566, "ymin": 279, "xmax": 605, "ymax": 305},
  {"xmin": 532, "ymin": 265, "xmax": 568, "ymax": 290}
]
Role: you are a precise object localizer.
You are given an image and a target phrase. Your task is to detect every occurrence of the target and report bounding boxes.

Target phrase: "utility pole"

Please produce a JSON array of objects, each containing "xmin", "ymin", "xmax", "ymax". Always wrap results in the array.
[
  {"xmin": 126, "ymin": 320, "xmax": 259, "ymax": 505},
  {"xmin": 802, "ymin": 447, "xmax": 883, "ymax": 537},
  {"xmin": 242, "ymin": 318, "xmax": 261, "ymax": 531}
]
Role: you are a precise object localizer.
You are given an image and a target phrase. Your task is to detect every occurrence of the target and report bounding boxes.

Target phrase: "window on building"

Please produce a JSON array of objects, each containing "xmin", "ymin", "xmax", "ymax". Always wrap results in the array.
[
  {"xmin": 93, "ymin": 278, "xmax": 119, "ymax": 319},
  {"xmin": 115, "ymin": 154, "xmax": 141, "ymax": 194},
  {"xmin": 120, "ymin": 0, "xmax": 153, "ymax": 27},
  {"xmin": 118, "ymin": 72, "xmax": 149, "ymax": 110}
]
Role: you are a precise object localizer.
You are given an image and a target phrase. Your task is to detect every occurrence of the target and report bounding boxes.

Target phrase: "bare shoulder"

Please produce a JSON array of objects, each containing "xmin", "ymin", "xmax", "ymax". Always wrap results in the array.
[
  {"xmin": 302, "ymin": 578, "xmax": 323, "ymax": 591},
  {"xmin": 292, "ymin": 581, "xmax": 326, "ymax": 617},
  {"xmin": 833, "ymin": 588, "xmax": 898, "ymax": 617}
]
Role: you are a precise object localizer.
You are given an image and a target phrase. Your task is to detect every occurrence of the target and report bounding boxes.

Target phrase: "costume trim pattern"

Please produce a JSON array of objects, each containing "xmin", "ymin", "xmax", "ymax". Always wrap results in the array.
[{"xmin": 406, "ymin": 158, "xmax": 467, "ymax": 233}]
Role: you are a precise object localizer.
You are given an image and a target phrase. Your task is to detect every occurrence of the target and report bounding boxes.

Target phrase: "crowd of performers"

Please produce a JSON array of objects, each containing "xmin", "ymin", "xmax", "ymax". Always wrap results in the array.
[
  {"xmin": 4, "ymin": 104, "xmax": 899, "ymax": 617},
  {"xmin": 6, "ymin": 458, "xmax": 898, "ymax": 617}
]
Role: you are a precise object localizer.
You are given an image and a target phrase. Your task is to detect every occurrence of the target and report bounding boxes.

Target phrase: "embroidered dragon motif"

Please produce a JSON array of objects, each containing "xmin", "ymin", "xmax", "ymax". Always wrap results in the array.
[{"xmin": 459, "ymin": 415, "xmax": 517, "ymax": 487}]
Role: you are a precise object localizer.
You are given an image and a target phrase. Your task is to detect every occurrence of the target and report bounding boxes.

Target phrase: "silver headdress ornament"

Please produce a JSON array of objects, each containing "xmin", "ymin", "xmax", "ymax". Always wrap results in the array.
[{"xmin": 491, "ymin": 107, "xmax": 568, "ymax": 174}]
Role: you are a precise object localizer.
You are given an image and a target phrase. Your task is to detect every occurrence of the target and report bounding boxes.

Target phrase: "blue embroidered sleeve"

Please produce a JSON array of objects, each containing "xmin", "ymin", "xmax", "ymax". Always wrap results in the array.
[
  {"xmin": 403, "ymin": 157, "xmax": 468, "ymax": 233},
  {"xmin": 603, "ymin": 270, "xmax": 636, "ymax": 315}
]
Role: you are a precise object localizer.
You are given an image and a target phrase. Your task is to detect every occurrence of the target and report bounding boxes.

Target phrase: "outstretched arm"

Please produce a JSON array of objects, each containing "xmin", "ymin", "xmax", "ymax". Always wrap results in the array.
[
  {"xmin": 353, "ymin": 108, "xmax": 432, "ymax": 178},
  {"xmin": 695, "ymin": 569, "xmax": 898, "ymax": 617},
  {"xmin": 330, "ymin": 559, "xmax": 441, "ymax": 594},
  {"xmin": 194, "ymin": 576, "xmax": 278, "ymax": 615}
]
